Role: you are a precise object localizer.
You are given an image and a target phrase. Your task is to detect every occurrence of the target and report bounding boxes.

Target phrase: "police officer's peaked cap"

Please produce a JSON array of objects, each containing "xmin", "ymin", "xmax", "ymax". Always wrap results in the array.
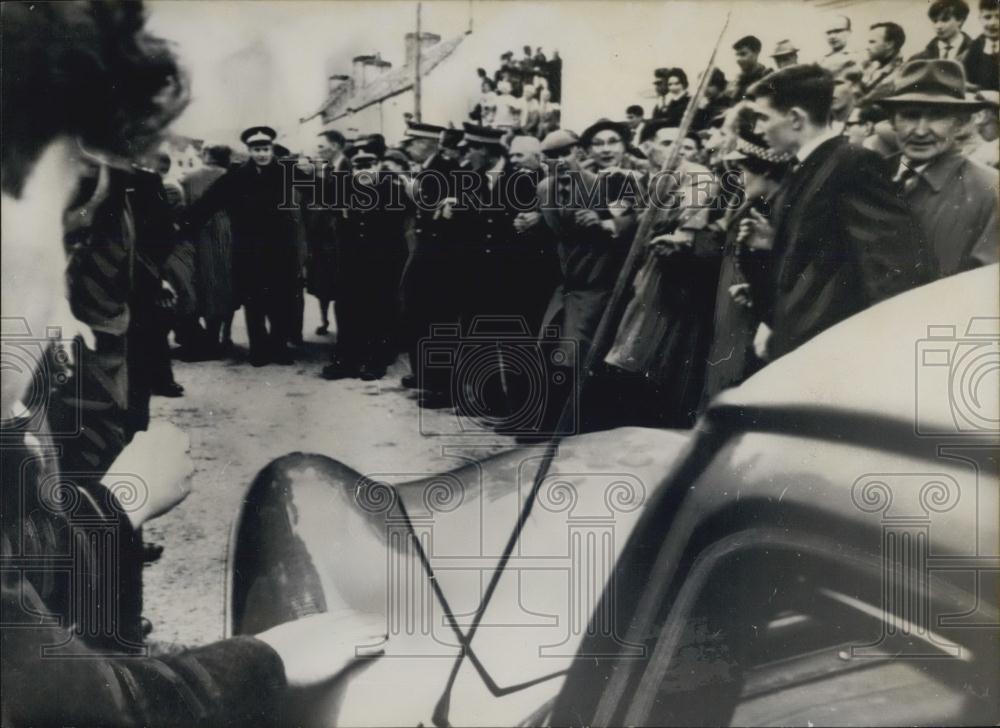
[{"xmin": 240, "ymin": 126, "xmax": 277, "ymax": 147}]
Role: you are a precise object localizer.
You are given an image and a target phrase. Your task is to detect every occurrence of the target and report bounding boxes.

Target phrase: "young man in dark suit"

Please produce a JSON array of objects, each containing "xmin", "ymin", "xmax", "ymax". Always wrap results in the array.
[
  {"xmin": 963, "ymin": 0, "xmax": 1000, "ymax": 90},
  {"xmin": 910, "ymin": 0, "xmax": 974, "ymax": 62},
  {"xmin": 743, "ymin": 64, "xmax": 932, "ymax": 362}
]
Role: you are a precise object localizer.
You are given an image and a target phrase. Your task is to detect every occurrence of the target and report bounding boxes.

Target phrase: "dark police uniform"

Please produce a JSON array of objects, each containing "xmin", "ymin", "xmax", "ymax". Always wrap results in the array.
[{"xmin": 186, "ymin": 127, "xmax": 299, "ymax": 365}]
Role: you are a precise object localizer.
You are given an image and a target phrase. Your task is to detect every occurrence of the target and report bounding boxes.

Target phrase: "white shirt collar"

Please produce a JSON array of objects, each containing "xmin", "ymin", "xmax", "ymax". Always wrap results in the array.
[{"xmin": 796, "ymin": 127, "xmax": 841, "ymax": 163}]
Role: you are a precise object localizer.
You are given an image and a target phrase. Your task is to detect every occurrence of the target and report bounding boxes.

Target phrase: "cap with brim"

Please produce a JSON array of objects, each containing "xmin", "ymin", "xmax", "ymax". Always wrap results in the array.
[
  {"xmin": 460, "ymin": 122, "xmax": 506, "ymax": 148},
  {"xmin": 405, "ymin": 121, "xmax": 446, "ymax": 140},
  {"xmin": 732, "ymin": 136, "xmax": 792, "ymax": 163},
  {"xmin": 439, "ymin": 128, "xmax": 464, "ymax": 149},
  {"xmin": 241, "ymin": 125, "xmax": 277, "ymax": 147},
  {"xmin": 771, "ymin": 40, "xmax": 798, "ymax": 58},
  {"xmin": 350, "ymin": 150, "xmax": 379, "ymax": 164},
  {"xmin": 383, "ymin": 149, "xmax": 411, "ymax": 166},
  {"xmin": 879, "ymin": 59, "xmax": 987, "ymax": 108},
  {"xmin": 580, "ymin": 118, "xmax": 631, "ymax": 148},
  {"xmin": 540, "ymin": 129, "xmax": 580, "ymax": 153},
  {"xmin": 319, "ymin": 128, "xmax": 346, "ymax": 145}
]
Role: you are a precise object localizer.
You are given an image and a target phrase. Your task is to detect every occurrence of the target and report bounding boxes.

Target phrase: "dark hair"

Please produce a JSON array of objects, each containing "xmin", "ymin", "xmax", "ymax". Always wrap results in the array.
[
  {"xmin": 205, "ymin": 145, "xmax": 232, "ymax": 167},
  {"xmin": 707, "ymin": 67, "xmax": 728, "ymax": 90},
  {"xmin": 870, "ymin": 22, "xmax": 906, "ymax": 53},
  {"xmin": 684, "ymin": 133, "xmax": 702, "ymax": 149},
  {"xmin": 667, "ymin": 67, "xmax": 689, "ymax": 88},
  {"xmin": 733, "ymin": 35, "xmax": 763, "ymax": 54},
  {"xmin": 928, "ymin": 0, "xmax": 970, "ymax": 22},
  {"xmin": 854, "ymin": 104, "xmax": 884, "ymax": 125},
  {"xmin": 982, "ymin": 0, "xmax": 998, "ymax": 11},
  {"xmin": 626, "ymin": 105, "xmax": 645, "ymax": 117},
  {"xmin": 2, "ymin": 1, "xmax": 189, "ymax": 198},
  {"xmin": 748, "ymin": 64, "xmax": 835, "ymax": 126},
  {"xmin": 322, "ymin": 129, "xmax": 347, "ymax": 147}
]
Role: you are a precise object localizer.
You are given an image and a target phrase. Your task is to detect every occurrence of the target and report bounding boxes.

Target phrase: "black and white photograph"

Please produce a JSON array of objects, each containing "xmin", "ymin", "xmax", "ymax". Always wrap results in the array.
[{"xmin": 1, "ymin": 0, "xmax": 998, "ymax": 725}]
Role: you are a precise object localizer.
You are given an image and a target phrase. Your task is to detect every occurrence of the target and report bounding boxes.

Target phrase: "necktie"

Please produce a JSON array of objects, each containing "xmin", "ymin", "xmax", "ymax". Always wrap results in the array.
[
  {"xmin": 943, "ymin": 41, "xmax": 953, "ymax": 59},
  {"xmin": 989, "ymin": 40, "xmax": 999, "ymax": 56},
  {"xmin": 894, "ymin": 165, "xmax": 920, "ymax": 194}
]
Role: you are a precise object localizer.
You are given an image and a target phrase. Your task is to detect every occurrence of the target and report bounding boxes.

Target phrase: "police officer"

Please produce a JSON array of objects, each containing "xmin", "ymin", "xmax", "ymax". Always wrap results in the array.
[
  {"xmin": 185, "ymin": 126, "xmax": 300, "ymax": 366},
  {"xmin": 399, "ymin": 127, "xmax": 464, "ymax": 400},
  {"xmin": 322, "ymin": 139, "xmax": 413, "ymax": 381}
]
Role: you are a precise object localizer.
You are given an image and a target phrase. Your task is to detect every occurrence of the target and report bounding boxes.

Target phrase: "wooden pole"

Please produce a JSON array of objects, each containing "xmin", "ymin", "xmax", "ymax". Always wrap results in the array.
[{"xmin": 414, "ymin": 2, "xmax": 422, "ymax": 122}]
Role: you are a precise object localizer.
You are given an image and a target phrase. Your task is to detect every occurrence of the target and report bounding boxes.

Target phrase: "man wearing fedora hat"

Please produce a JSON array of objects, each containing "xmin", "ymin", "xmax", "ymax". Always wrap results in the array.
[
  {"xmin": 771, "ymin": 40, "xmax": 800, "ymax": 70},
  {"xmin": 881, "ymin": 59, "xmax": 998, "ymax": 277},
  {"xmin": 186, "ymin": 125, "xmax": 300, "ymax": 366}
]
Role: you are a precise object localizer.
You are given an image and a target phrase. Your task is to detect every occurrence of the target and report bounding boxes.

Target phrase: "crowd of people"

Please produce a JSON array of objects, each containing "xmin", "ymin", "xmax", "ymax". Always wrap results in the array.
[
  {"xmin": 1, "ymin": 0, "xmax": 998, "ymax": 723},
  {"xmin": 470, "ymin": 46, "xmax": 563, "ymax": 137}
]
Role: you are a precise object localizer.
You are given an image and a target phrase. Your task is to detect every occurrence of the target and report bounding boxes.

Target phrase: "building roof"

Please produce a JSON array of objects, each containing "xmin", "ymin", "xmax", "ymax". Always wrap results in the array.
[{"xmin": 312, "ymin": 31, "xmax": 469, "ymax": 123}]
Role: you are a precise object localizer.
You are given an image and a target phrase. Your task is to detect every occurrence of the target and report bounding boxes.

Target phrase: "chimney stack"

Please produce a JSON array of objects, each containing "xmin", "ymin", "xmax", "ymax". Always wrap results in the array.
[{"xmin": 404, "ymin": 31, "xmax": 441, "ymax": 67}]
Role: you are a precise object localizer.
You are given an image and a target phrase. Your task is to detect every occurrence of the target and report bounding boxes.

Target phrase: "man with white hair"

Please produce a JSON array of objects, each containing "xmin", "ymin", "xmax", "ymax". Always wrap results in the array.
[{"xmin": 509, "ymin": 134, "xmax": 542, "ymax": 171}]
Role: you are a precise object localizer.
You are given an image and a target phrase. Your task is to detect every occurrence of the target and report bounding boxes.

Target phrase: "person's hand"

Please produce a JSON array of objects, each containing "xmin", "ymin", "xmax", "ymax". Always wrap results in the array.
[
  {"xmin": 753, "ymin": 322, "xmax": 773, "ymax": 362},
  {"xmin": 256, "ymin": 609, "xmax": 388, "ymax": 689},
  {"xmin": 156, "ymin": 280, "xmax": 177, "ymax": 310},
  {"xmin": 728, "ymin": 283, "xmax": 753, "ymax": 308},
  {"xmin": 574, "ymin": 209, "xmax": 601, "ymax": 227},
  {"xmin": 648, "ymin": 232, "xmax": 692, "ymax": 258},
  {"xmin": 737, "ymin": 208, "xmax": 774, "ymax": 251},
  {"xmin": 105, "ymin": 421, "xmax": 193, "ymax": 528},
  {"xmin": 513, "ymin": 211, "xmax": 541, "ymax": 233},
  {"xmin": 435, "ymin": 197, "xmax": 458, "ymax": 221}
]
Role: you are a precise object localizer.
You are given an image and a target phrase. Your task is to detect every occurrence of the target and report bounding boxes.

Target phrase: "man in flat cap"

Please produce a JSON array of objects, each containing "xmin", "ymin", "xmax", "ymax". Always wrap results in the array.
[
  {"xmin": 726, "ymin": 36, "xmax": 773, "ymax": 102},
  {"xmin": 771, "ymin": 39, "xmax": 799, "ymax": 69},
  {"xmin": 881, "ymin": 59, "xmax": 998, "ymax": 276},
  {"xmin": 186, "ymin": 125, "xmax": 300, "ymax": 366}
]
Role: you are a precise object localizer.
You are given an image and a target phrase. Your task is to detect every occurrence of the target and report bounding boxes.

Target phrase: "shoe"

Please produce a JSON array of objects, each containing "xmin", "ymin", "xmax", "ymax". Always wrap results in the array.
[
  {"xmin": 250, "ymin": 354, "xmax": 269, "ymax": 367},
  {"xmin": 142, "ymin": 542, "xmax": 164, "ymax": 564},
  {"xmin": 141, "ymin": 617, "xmax": 154, "ymax": 636},
  {"xmin": 401, "ymin": 374, "xmax": 418, "ymax": 389},
  {"xmin": 272, "ymin": 348, "xmax": 295, "ymax": 365},
  {"xmin": 359, "ymin": 364, "xmax": 386, "ymax": 381},
  {"xmin": 321, "ymin": 362, "xmax": 356, "ymax": 380},
  {"xmin": 418, "ymin": 391, "xmax": 452, "ymax": 409},
  {"xmin": 315, "ymin": 324, "xmax": 329, "ymax": 336},
  {"xmin": 152, "ymin": 382, "xmax": 184, "ymax": 397}
]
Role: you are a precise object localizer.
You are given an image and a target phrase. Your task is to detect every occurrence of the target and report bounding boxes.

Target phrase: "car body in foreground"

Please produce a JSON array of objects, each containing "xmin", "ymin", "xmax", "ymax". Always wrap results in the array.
[{"xmin": 227, "ymin": 264, "xmax": 999, "ymax": 726}]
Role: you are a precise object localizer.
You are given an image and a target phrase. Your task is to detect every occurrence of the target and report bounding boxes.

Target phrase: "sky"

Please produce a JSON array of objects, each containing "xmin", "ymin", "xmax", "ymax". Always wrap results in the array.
[{"xmin": 145, "ymin": 0, "xmax": 987, "ymax": 151}]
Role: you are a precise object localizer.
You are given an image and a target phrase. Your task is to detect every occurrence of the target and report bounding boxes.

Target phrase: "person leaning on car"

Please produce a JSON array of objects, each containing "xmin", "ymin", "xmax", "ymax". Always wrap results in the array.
[{"xmin": 1, "ymin": 2, "xmax": 384, "ymax": 725}]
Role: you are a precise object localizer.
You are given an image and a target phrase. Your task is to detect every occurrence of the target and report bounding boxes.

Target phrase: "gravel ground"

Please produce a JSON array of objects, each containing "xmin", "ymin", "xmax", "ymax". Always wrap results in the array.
[{"xmin": 144, "ymin": 304, "xmax": 515, "ymax": 647}]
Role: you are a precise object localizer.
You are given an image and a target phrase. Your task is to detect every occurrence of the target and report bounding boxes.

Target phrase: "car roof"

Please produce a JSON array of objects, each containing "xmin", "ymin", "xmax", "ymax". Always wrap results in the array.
[{"xmin": 714, "ymin": 264, "xmax": 999, "ymax": 437}]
